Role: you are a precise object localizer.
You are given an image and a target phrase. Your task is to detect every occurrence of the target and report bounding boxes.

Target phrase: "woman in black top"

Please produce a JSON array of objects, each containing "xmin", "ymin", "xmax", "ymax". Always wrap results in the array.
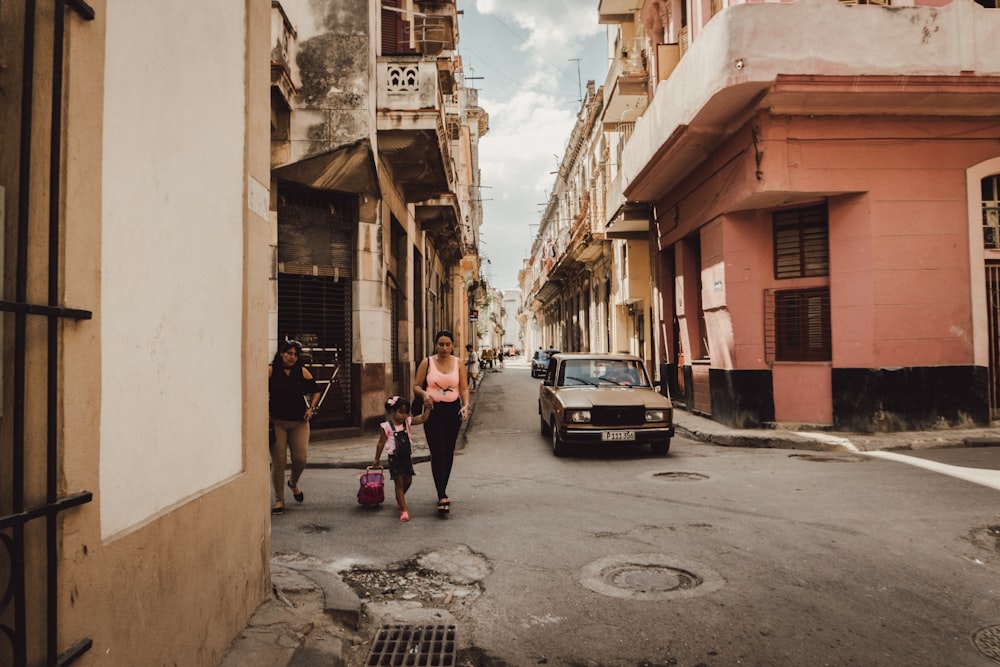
[{"xmin": 268, "ymin": 340, "xmax": 320, "ymax": 515}]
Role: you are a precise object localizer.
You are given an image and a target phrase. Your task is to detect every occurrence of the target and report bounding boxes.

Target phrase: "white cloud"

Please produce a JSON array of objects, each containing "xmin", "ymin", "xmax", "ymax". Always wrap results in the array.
[{"xmin": 465, "ymin": 1, "xmax": 608, "ymax": 289}]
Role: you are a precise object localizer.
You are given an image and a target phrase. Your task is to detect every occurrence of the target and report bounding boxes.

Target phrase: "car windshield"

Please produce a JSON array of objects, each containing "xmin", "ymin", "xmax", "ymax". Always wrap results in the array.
[{"xmin": 560, "ymin": 359, "xmax": 647, "ymax": 387}]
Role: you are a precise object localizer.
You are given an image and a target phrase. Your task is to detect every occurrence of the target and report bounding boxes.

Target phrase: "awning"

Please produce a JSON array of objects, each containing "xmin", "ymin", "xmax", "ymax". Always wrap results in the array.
[
  {"xmin": 606, "ymin": 202, "xmax": 652, "ymax": 239},
  {"xmin": 273, "ymin": 138, "xmax": 380, "ymax": 198}
]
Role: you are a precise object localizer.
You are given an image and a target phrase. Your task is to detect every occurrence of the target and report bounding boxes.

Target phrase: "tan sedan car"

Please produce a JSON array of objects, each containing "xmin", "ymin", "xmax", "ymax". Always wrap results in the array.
[{"xmin": 538, "ymin": 353, "xmax": 674, "ymax": 457}]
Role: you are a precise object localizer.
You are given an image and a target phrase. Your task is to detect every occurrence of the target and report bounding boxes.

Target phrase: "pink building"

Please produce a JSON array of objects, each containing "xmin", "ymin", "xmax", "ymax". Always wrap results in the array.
[{"xmin": 607, "ymin": 0, "xmax": 1000, "ymax": 430}]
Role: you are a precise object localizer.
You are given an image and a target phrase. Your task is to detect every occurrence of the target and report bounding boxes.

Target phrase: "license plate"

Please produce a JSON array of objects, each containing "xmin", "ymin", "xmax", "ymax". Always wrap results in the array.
[{"xmin": 601, "ymin": 430, "xmax": 635, "ymax": 442}]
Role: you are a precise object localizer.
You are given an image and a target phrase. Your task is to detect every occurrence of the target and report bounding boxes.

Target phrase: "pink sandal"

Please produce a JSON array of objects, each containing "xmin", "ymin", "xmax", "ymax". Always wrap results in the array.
[{"xmin": 399, "ymin": 511, "xmax": 410, "ymax": 522}]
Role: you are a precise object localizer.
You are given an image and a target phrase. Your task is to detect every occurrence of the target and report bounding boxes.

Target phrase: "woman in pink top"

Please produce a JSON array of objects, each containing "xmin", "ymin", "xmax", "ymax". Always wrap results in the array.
[{"xmin": 413, "ymin": 330, "xmax": 470, "ymax": 515}]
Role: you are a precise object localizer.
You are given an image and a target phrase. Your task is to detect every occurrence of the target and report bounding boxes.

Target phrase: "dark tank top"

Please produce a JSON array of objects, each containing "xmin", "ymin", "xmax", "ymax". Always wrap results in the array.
[{"xmin": 269, "ymin": 365, "xmax": 317, "ymax": 421}]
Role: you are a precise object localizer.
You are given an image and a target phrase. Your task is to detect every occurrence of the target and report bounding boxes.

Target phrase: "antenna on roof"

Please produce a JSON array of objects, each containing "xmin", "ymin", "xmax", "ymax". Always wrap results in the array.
[{"xmin": 569, "ymin": 58, "xmax": 582, "ymax": 103}]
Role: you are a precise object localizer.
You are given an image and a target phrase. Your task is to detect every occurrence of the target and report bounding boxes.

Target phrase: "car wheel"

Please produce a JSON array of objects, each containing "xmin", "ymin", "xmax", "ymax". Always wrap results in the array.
[
  {"xmin": 540, "ymin": 413, "xmax": 551, "ymax": 436},
  {"xmin": 650, "ymin": 439, "xmax": 671, "ymax": 456},
  {"xmin": 551, "ymin": 421, "xmax": 568, "ymax": 457}
]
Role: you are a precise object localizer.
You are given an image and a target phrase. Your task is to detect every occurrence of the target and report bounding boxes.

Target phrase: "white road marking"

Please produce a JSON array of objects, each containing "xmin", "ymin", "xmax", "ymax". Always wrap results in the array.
[{"xmin": 864, "ymin": 451, "xmax": 1000, "ymax": 492}]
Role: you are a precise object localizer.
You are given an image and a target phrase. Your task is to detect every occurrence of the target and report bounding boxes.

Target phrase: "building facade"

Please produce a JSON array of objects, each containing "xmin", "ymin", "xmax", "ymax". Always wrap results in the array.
[
  {"xmin": 1, "ymin": 2, "xmax": 272, "ymax": 665},
  {"xmin": 527, "ymin": 0, "xmax": 1000, "ymax": 432},
  {"xmin": 623, "ymin": 0, "xmax": 1000, "ymax": 430},
  {"xmin": 270, "ymin": 0, "xmax": 488, "ymax": 432},
  {"xmin": 522, "ymin": 82, "xmax": 618, "ymax": 359},
  {"xmin": 500, "ymin": 288, "xmax": 522, "ymax": 353}
]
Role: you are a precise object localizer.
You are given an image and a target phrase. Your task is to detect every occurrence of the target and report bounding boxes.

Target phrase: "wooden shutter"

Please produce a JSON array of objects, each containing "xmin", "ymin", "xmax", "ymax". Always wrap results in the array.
[
  {"xmin": 382, "ymin": 0, "xmax": 400, "ymax": 53},
  {"xmin": 773, "ymin": 205, "xmax": 829, "ymax": 279}
]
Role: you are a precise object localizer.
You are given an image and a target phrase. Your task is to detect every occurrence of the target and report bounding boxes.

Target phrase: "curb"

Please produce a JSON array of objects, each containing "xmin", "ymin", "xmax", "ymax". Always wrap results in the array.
[{"xmin": 674, "ymin": 424, "xmax": 852, "ymax": 452}]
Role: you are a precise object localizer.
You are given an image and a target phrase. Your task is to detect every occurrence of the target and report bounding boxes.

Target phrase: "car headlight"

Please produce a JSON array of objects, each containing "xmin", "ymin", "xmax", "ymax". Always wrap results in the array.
[
  {"xmin": 567, "ymin": 410, "xmax": 591, "ymax": 423},
  {"xmin": 645, "ymin": 409, "xmax": 666, "ymax": 422}
]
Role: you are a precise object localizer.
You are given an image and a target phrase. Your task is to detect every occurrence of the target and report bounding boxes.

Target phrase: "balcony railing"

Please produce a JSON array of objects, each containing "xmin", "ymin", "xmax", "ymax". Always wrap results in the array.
[{"xmin": 377, "ymin": 57, "xmax": 443, "ymax": 111}]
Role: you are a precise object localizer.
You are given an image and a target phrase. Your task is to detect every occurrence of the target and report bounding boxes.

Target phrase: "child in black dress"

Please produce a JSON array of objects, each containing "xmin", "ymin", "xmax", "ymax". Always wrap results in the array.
[{"xmin": 373, "ymin": 395, "xmax": 431, "ymax": 522}]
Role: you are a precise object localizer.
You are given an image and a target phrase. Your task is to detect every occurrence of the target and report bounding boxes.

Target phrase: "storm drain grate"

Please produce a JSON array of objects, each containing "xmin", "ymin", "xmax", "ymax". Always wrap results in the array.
[
  {"xmin": 365, "ymin": 624, "xmax": 457, "ymax": 666},
  {"xmin": 973, "ymin": 624, "xmax": 1000, "ymax": 663}
]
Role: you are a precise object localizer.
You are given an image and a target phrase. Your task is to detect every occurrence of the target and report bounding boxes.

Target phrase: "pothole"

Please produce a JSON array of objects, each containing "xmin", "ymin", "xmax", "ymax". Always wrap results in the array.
[
  {"xmin": 299, "ymin": 523, "xmax": 331, "ymax": 534},
  {"xmin": 342, "ymin": 562, "xmax": 482, "ymax": 608},
  {"xmin": 640, "ymin": 470, "xmax": 710, "ymax": 484},
  {"xmin": 789, "ymin": 453, "xmax": 868, "ymax": 463},
  {"xmin": 972, "ymin": 624, "xmax": 1000, "ymax": 663},
  {"xmin": 341, "ymin": 545, "xmax": 490, "ymax": 609},
  {"xmin": 969, "ymin": 525, "xmax": 1000, "ymax": 555},
  {"xmin": 653, "ymin": 471, "xmax": 709, "ymax": 481},
  {"xmin": 580, "ymin": 554, "xmax": 724, "ymax": 601}
]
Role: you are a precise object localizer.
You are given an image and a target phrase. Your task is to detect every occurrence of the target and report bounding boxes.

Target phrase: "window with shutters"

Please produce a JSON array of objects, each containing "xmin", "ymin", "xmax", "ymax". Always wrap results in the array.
[
  {"xmin": 773, "ymin": 205, "xmax": 829, "ymax": 279},
  {"xmin": 381, "ymin": 0, "xmax": 414, "ymax": 54},
  {"xmin": 765, "ymin": 287, "xmax": 832, "ymax": 362}
]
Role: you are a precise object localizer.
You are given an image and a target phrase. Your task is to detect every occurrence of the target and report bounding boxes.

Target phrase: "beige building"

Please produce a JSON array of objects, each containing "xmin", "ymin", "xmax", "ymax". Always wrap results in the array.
[
  {"xmin": 1, "ymin": 2, "xmax": 272, "ymax": 665},
  {"xmin": 521, "ymin": 82, "xmax": 619, "ymax": 358},
  {"xmin": 270, "ymin": 0, "xmax": 488, "ymax": 431}
]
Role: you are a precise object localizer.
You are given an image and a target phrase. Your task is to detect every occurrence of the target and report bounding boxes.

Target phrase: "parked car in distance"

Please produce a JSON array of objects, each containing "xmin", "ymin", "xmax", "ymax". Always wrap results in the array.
[
  {"xmin": 531, "ymin": 348, "xmax": 560, "ymax": 378},
  {"xmin": 538, "ymin": 353, "xmax": 674, "ymax": 456}
]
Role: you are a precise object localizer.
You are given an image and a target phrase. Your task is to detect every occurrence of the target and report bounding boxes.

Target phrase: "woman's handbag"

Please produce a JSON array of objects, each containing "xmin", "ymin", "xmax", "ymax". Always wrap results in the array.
[{"xmin": 413, "ymin": 356, "xmax": 431, "ymax": 416}]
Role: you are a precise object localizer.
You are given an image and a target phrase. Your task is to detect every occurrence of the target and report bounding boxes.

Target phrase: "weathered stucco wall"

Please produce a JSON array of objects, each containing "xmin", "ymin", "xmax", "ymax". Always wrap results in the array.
[
  {"xmin": 772, "ymin": 113, "xmax": 1000, "ymax": 369},
  {"xmin": 282, "ymin": 0, "xmax": 376, "ymax": 162},
  {"xmin": 54, "ymin": 1, "xmax": 272, "ymax": 664}
]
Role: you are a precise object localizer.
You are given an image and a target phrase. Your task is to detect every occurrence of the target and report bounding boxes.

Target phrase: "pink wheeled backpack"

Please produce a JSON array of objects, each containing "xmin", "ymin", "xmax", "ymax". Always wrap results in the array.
[{"xmin": 357, "ymin": 466, "xmax": 385, "ymax": 506}]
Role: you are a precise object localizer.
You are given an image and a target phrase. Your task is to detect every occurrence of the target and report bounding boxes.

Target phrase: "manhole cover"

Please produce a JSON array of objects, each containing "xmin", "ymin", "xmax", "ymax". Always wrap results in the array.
[
  {"xmin": 604, "ymin": 564, "xmax": 701, "ymax": 592},
  {"xmin": 973, "ymin": 625, "xmax": 1000, "ymax": 662},
  {"xmin": 365, "ymin": 624, "xmax": 457, "ymax": 666},
  {"xmin": 490, "ymin": 428, "xmax": 522, "ymax": 435},
  {"xmin": 653, "ymin": 471, "xmax": 709, "ymax": 481},
  {"xmin": 580, "ymin": 554, "xmax": 724, "ymax": 601}
]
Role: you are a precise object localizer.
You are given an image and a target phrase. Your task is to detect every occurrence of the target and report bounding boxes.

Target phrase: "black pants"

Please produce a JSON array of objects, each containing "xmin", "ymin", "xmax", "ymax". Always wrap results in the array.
[{"xmin": 423, "ymin": 400, "xmax": 461, "ymax": 500}]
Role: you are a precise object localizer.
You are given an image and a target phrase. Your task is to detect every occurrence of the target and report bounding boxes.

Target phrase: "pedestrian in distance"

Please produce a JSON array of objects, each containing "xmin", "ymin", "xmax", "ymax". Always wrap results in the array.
[
  {"xmin": 465, "ymin": 343, "xmax": 479, "ymax": 391},
  {"xmin": 373, "ymin": 395, "xmax": 431, "ymax": 522},
  {"xmin": 413, "ymin": 330, "xmax": 470, "ymax": 516},
  {"xmin": 268, "ymin": 339, "xmax": 321, "ymax": 516}
]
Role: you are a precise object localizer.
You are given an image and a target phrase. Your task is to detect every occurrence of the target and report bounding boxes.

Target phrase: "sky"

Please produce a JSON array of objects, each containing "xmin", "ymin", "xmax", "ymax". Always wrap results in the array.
[{"xmin": 457, "ymin": 0, "xmax": 610, "ymax": 291}]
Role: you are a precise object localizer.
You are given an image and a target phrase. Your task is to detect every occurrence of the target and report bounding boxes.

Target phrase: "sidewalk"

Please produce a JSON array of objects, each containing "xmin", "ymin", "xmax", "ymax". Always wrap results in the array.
[{"xmin": 222, "ymin": 363, "xmax": 1000, "ymax": 666}]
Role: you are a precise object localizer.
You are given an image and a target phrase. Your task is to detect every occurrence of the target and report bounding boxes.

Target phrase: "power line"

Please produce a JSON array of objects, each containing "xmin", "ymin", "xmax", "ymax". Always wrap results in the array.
[
  {"xmin": 482, "ymin": 12, "xmax": 582, "ymax": 89},
  {"xmin": 459, "ymin": 44, "xmax": 579, "ymax": 100}
]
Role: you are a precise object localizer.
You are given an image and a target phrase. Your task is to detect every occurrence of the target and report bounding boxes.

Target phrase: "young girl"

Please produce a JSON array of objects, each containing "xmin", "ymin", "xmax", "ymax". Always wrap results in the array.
[{"xmin": 373, "ymin": 395, "xmax": 431, "ymax": 522}]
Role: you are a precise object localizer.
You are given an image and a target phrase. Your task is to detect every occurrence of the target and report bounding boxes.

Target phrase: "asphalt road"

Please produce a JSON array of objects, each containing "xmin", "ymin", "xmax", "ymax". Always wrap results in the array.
[{"xmin": 270, "ymin": 365, "xmax": 1000, "ymax": 666}]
